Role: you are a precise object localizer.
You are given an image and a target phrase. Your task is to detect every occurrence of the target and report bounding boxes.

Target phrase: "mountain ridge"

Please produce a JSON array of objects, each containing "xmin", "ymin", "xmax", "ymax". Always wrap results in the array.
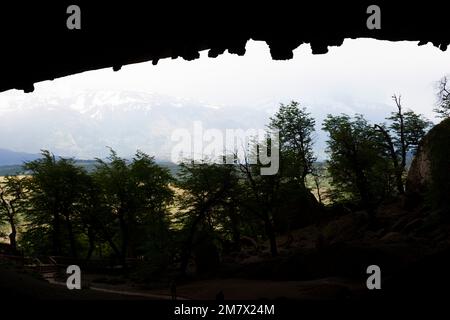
[
  {"xmin": 0, "ymin": 149, "xmax": 180, "ymax": 176},
  {"xmin": 0, "ymin": 90, "xmax": 270, "ymax": 160}
]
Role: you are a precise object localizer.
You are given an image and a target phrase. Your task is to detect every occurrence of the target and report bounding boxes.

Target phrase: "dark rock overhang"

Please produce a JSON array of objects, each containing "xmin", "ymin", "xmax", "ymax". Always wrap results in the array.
[{"xmin": 0, "ymin": 2, "xmax": 448, "ymax": 93}]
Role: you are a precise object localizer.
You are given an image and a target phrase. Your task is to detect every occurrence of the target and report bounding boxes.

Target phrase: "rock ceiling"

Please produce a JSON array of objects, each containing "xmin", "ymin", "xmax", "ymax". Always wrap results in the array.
[{"xmin": 0, "ymin": 2, "xmax": 448, "ymax": 93}]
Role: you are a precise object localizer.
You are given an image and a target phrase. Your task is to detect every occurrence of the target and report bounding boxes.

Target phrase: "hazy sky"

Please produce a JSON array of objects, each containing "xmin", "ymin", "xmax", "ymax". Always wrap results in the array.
[
  {"xmin": 18, "ymin": 38, "xmax": 450, "ymax": 122},
  {"xmin": 1, "ymin": 39, "xmax": 449, "ymax": 160}
]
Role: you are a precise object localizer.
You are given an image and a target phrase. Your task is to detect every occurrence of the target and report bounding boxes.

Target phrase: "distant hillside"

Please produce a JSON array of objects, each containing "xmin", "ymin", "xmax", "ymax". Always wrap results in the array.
[
  {"xmin": 0, "ymin": 148, "xmax": 40, "ymax": 166},
  {"xmin": 0, "ymin": 156, "xmax": 180, "ymax": 177},
  {"xmin": 66, "ymin": 159, "xmax": 180, "ymax": 175},
  {"xmin": 0, "ymin": 90, "xmax": 270, "ymax": 160},
  {"xmin": 0, "ymin": 164, "xmax": 25, "ymax": 176}
]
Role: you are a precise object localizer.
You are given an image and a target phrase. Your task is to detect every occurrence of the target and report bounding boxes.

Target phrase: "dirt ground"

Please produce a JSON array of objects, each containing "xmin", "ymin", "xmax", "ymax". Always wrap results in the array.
[
  {"xmin": 1, "ymin": 261, "xmax": 365, "ymax": 301},
  {"xmin": 145, "ymin": 277, "xmax": 364, "ymax": 300}
]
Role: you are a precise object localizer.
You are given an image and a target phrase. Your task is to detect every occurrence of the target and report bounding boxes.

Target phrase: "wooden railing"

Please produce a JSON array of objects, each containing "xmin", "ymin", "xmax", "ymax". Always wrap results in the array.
[{"xmin": 1, "ymin": 253, "xmax": 143, "ymax": 276}]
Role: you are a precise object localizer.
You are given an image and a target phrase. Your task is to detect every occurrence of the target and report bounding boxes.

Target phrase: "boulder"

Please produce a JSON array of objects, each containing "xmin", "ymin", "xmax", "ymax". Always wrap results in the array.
[{"xmin": 406, "ymin": 118, "xmax": 450, "ymax": 208}]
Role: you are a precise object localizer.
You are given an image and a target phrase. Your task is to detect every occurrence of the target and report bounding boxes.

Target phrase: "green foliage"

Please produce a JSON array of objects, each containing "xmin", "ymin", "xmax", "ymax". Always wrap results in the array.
[
  {"xmin": 174, "ymin": 160, "xmax": 240, "ymax": 273},
  {"xmin": 374, "ymin": 95, "xmax": 432, "ymax": 195},
  {"xmin": 2, "ymin": 95, "xmax": 439, "ymax": 280},
  {"xmin": 21, "ymin": 151, "xmax": 91, "ymax": 257},
  {"xmin": 19, "ymin": 225, "xmax": 53, "ymax": 256},
  {"xmin": 323, "ymin": 114, "xmax": 393, "ymax": 209},
  {"xmin": 92, "ymin": 149, "xmax": 174, "ymax": 261},
  {"xmin": 16, "ymin": 149, "xmax": 174, "ymax": 263},
  {"xmin": 269, "ymin": 101, "xmax": 316, "ymax": 182},
  {"xmin": 176, "ymin": 160, "xmax": 240, "ymax": 241},
  {"xmin": 387, "ymin": 97, "xmax": 432, "ymax": 156}
]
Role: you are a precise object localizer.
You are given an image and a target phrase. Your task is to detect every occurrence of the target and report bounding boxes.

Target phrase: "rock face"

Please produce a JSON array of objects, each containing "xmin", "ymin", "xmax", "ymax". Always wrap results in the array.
[
  {"xmin": 406, "ymin": 143, "xmax": 433, "ymax": 196},
  {"xmin": 406, "ymin": 118, "xmax": 450, "ymax": 208}
]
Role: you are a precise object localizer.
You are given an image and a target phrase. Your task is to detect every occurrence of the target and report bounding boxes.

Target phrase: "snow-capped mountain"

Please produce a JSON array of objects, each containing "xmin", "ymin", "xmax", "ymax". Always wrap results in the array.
[{"xmin": 0, "ymin": 90, "xmax": 270, "ymax": 160}]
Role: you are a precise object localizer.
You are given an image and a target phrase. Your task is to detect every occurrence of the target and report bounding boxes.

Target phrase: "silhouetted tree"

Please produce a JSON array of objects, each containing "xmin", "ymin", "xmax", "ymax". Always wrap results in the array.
[
  {"xmin": 23, "ymin": 151, "xmax": 90, "ymax": 257},
  {"xmin": 434, "ymin": 76, "xmax": 450, "ymax": 118},
  {"xmin": 73, "ymin": 172, "xmax": 121, "ymax": 260},
  {"xmin": 237, "ymin": 139, "xmax": 281, "ymax": 257},
  {"xmin": 375, "ymin": 95, "xmax": 432, "ymax": 194},
  {"xmin": 93, "ymin": 149, "xmax": 173, "ymax": 265},
  {"xmin": 310, "ymin": 164, "xmax": 326, "ymax": 205},
  {"xmin": 176, "ymin": 160, "xmax": 239, "ymax": 275},
  {"xmin": 269, "ymin": 101, "xmax": 316, "ymax": 184},
  {"xmin": 323, "ymin": 114, "xmax": 392, "ymax": 217}
]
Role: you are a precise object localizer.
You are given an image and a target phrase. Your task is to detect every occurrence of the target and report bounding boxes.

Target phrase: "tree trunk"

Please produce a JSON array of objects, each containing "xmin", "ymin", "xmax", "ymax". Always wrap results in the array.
[
  {"xmin": 314, "ymin": 176, "xmax": 323, "ymax": 205},
  {"xmin": 6, "ymin": 213, "xmax": 17, "ymax": 251},
  {"xmin": 375, "ymin": 124, "xmax": 404, "ymax": 194},
  {"xmin": 0, "ymin": 193, "xmax": 18, "ymax": 252},
  {"xmin": 53, "ymin": 212, "xmax": 62, "ymax": 256},
  {"xmin": 180, "ymin": 213, "xmax": 203, "ymax": 276},
  {"xmin": 106, "ymin": 237, "xmax": 122, "ymax": 263},
  {"xmin": 86, "ymin": 228, "xmax": 95, "ymax": 260},
  {"xmin": 264, "ymin": 217, "xmax": 278, "ymax": 257},
  {"xmin": 65, "ymin": 215, "xmax": 78, "ymax": 258},
  {"xmin": 98, "ymin": 222, "xmax": 122, "ymax": 263},
  {"xmin": 8, "ymin": 226, "xmax": 17, "ymax": 252},
  {"xmin": 118, "ymin": 210, "xmax": 128, "ymax": 266},
  {"xmin": 229, "ymin": 206, "xmax": 241, "ymax": 252}
]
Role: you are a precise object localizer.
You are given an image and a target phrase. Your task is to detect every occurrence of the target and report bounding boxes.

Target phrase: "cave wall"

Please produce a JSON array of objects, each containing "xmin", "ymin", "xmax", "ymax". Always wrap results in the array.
[
  {"xmin": 0, "ymin": 2, "xmax": 449, "ymax": 93},
  {"xmin": 406, "ymin": 119, "xmax": 450, "ymax": 208}
]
